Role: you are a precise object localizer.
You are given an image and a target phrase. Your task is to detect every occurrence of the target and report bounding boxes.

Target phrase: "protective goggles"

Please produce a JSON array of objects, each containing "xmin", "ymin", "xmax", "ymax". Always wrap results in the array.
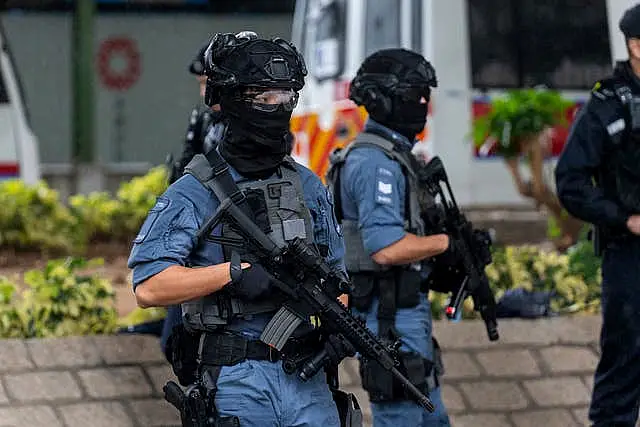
[{"xmin": 239, "ymin": 88, "xmax": 300, "ymax": 112}]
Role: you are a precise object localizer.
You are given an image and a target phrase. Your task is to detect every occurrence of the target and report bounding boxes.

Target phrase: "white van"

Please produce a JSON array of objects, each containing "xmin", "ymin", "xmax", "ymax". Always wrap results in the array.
[
  {"xmin": 0, "ymin": 20, "xmax": 39, "ymax": 185},
  {"xmin": 290, "ymin": 0, "xmax": 633, "ymax": 206}
]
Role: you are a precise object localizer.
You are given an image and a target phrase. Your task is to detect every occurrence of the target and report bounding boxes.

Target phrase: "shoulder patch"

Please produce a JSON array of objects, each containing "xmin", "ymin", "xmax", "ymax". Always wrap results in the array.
[{"xmin": 374, "ymin": 166, "xmax": 395, "ymax": 205}]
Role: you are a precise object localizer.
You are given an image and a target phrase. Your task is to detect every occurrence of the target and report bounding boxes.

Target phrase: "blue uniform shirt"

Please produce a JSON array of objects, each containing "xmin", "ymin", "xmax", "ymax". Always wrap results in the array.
[
  {"xmin": 340, "ymin": 119, "xmax": 435, "ymax": 359},
  {"xmin": 128, "ymin": 159, "xmax": 346, "ymax": 339}
]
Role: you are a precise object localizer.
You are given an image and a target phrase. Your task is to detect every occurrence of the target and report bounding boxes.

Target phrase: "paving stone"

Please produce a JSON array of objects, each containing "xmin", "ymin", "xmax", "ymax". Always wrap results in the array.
[
  {"xmin": 459, "ymin": 381, "xmax": 528, "ymax": 410},
  {"xmin": 129, "ymin": 399, "xmax": 182, "ymax": 426},
  {"xmin": 433, "ymin": 321, "xmax": 496, "ymax": 349},
  {"xmin": 523, "ymin": 377, "xmax": 591, "ymax": 407},
  {"xmin": 0, "ymin": 380, "xmax": 7, "ymax": 404},
  {"xmin": 539, "ymin": 346, "xmax": 598, "ymax": 373},
  {"xmin": 441, "ymin": 352, "xmax": 481, "ymax": 379},
  {"xmin": 27, "ymin": 337, "xmax": 102, "ymax": 368},
  {"xmin": 449, "ymin": 413, "xmax": 512, "ymax": 427},
  {"xmin": 572, "ymin": 407, "xmax": 590, "ymax": 427},
  {"xmin": 93, "ymin": 335, "xmax": 165, "ymax": 364},
  {"xmin": 4, "ymin": 371, "xmax": 82, "ymax": 402},
  {"xmin": 583, "ymin": 375, "xmax": 594, "ymax": 392},
  {"xmin": 441, "ymin": 384, "xmax": 465, "ymax": 413},
  {"xmin": 78, "ymin": 367, "xmax": 152, "ymax": 398},
  {"xmin": 554, "ymin": 316, "xmax": 601, "ymax": 344},
  {"xmin": 475, "ymin": 349, "xmax": 540, "ymax": 377},
  {"xmin": 59, "ymin": 402, "xmax": 134, "ymax": 427},
  {"xmin": 0, "ymin": 406, "xmax": 62, "ymax": 427},
  {"xmin": 0, "ymin": 340, "xmax": 33, "ymax": 372},
  {"xmin": 145, "ymin": 364, "xmax": 177, "ymax": 395},
  {"xmin": 510, "ymin": 409, "xmax": 576, "ymax": 427}
]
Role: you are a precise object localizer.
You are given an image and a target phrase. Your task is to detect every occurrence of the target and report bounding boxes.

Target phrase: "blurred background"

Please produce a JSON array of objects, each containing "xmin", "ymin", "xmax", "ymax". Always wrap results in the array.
[{"xmin": 0, "ymin": 2, "xmax": 631, "ymax": 426}]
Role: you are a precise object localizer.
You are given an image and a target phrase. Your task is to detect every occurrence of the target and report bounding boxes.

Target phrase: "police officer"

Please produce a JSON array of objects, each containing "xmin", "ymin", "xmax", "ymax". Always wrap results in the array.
[
  {"xmin": 160, "ymin": 38, "xmax": 226, "ymax": 361},
  {"xmin": 555, "ymin": 4, "xmax": 640, "ymax": 426},
  {"xmin": 129, "ymin": 32, "xmax": 354, "ymax": 426},
  {"xmin": 326, "ymin": 48, "xmax": 452, "ymax": 426}
]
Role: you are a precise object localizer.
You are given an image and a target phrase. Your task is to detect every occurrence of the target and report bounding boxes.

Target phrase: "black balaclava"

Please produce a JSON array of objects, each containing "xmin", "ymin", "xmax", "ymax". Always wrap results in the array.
[
  {"xmin": 204, "ymin": 34, "xmax": 306, "ymax": 178},
  {"xmin": 219, "ymin": 95, "xmax": 293, "ymax": 178},
  {"xmin": 350, "ymin": 48, "xmax": 437, "ymax": 141}
]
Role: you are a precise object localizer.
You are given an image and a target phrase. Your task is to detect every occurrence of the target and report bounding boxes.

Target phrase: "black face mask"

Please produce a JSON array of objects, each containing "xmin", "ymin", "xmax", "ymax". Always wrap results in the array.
[
  {"xmin": 374, "ymin": 101, "xmax": 427, "ymax": 141},
  {"xmin": 219, "ymin": 98, "xmax": 293, "ymax": 178}
]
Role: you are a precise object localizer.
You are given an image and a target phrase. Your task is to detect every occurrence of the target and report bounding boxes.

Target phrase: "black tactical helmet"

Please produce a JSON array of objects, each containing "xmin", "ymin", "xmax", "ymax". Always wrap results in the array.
[
  {"xmin": 203, "ymin": 31, "xmax": 307, "ymax": 107},
  {"xmin": 349, "ymin": 48, "xmax": 437, "ymax": 119}
]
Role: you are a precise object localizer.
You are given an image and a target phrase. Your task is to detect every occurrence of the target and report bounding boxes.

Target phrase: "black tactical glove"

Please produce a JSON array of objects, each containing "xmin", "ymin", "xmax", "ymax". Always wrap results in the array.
[
  {"xmin": 226, "ymin": 251, "xmax": 272, "ymax": 300},
  {"xmin": 324, "ymin": 333, "xmax": 356, "ymax": 365}
]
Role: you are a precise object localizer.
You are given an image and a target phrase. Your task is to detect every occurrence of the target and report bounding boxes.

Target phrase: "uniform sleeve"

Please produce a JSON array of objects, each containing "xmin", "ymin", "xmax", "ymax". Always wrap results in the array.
[
  {"xmin": 346, "ymin": 154, "xmax": 406, "ymax": 255},
  {"xmin": 317, "ymin": 185, "xmax": 347, "ymax": 275},
  {"xmin": 555, "ymin": 98, "xmax": 629, "ymax": 228},
  {"xmin": 127, "ymin": 191, "xmax": 200, "ymax": 289}
]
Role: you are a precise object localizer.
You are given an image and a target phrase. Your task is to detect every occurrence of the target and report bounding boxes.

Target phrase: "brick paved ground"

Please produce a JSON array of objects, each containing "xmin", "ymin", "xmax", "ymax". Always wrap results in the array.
[{"xmin": 0, "ymin": 315, "xmax": 628, "ymax": 427}]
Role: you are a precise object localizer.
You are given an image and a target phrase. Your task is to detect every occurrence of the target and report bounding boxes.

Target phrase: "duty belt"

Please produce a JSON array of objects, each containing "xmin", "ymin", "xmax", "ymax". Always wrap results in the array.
[{"xmin": 200, "ymin": 333, "xmax": 281, "ymax": 366}]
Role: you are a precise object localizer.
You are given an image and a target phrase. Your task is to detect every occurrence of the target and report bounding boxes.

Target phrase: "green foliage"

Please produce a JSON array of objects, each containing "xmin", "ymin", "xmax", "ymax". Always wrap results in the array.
[
  {"xmin": 0, "ymin": 277, "xmax": 25, "ymax": 338},
  {"xmin": 118, "ymin": 306, "xmax": 167, "ymax": 328},
  {"xmin": 472, "ymin": 89, "xmax": 573, "ymax": 157},
  {"xmin": 69, "ymin": 192, "xmax": 120, "ymax": 242},
  {"xmin": 0, "ymin": 257, "xmax": 119, "ymax": 338},
  {"xmin": 0, "ymin": 180, "xmax": 84, "ymax": 253},
  {"xmin": 112, "ymin": 166, "xmax": 169, "ymax": 239},
  {"xmin": 0, "ymin": 166, "xmax": 169, "ymax": 251},
  {"xmin": 430, "ymin": 236, "xmax": 602, "ymax": 319}
]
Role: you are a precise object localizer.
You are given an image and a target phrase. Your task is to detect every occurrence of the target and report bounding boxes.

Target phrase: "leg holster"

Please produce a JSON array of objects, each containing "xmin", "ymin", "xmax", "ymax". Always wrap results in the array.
[
  {"xmin": 359, "ymin": 351, "xmax": 438, "ymax": 403},
  {"xmin": 163, "ymin": 366, "xmax": 240, "ymax": 427}
]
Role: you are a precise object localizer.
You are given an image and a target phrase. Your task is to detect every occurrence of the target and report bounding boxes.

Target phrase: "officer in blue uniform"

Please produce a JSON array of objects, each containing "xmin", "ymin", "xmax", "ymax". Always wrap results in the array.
[
  {"xmin": 161, "ymin": 38, "xmax": 226, "ymax": 361},
  {"xmin": 555, "ymin": 5, "xmax": 640, "ymax": 426},
  {"xmin": 326, "ymin": 49, "xmax": 453, "ymax": 426},
  {"xmin": 129, "ymin": 32, "xmax": 355, "ymax": 426}
]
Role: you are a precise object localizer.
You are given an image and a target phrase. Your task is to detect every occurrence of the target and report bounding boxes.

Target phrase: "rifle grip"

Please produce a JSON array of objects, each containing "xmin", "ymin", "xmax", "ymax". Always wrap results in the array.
[{"xmin": 260, "ymin": 306, "xmax": 304, "ymax": 351}]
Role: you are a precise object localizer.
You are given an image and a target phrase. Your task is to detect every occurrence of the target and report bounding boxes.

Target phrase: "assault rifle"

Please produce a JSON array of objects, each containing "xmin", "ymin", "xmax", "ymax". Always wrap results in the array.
[
  {"xmin": 196, "ymin": 179, "xmax": 436, "ymax": 413},
  {"xmin": 418, "ymin": 156, "xmax": 499, "ymax": 342}
]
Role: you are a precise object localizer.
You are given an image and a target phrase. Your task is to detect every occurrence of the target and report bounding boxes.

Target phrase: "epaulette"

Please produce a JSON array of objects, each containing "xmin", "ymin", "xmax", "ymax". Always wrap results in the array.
[{"xmin": 591, "ymin": 78, "xmax": 616, "ymax": 101}]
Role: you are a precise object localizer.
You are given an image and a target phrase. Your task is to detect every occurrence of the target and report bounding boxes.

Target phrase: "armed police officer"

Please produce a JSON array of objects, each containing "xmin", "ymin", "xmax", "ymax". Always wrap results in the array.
[
  {"xmin": 555, "ymin": 4, "xmax": 640, "ymax": 427},
  {"xmin": 160, "ymin": 38, "xmax": 227, "ymax": 361},
  {"xmin": 129, "ymin": 32, "xmax": 357, "ymax": 426},
  {"xmin": 326, "ymin": 49, "xmax": 453, "ymax": 426}
]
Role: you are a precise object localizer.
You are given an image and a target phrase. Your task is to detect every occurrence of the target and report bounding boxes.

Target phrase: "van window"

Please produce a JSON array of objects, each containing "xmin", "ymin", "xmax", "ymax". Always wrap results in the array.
[
  {"xmin": 468, "ymin": 0, "xmax": 611, "ymax": 89},
  {"xmin": 309, "ymin": 0, "xmax": 346, "ymax": 81},
  {"xmin": 365, "ymin": 0, "xmax": 401, "ymax": 57}
]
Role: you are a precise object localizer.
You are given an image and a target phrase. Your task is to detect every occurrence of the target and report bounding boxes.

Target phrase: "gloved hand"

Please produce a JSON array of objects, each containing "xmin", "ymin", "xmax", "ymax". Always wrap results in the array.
[
  {"xmin": 436, "ymin": 234, "xmax": 463, "ymax": 266},
  {"xmin": 324, "ymin": 333, "xmax": 356, "ymax": 365},
  {"xmin": 226, "ymin": 252, "xmax": 272, "ymax": 300}
]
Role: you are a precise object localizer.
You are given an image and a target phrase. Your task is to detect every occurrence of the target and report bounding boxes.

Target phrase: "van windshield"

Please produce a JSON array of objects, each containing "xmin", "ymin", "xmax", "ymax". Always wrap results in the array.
[{"xmin": 307, "ymin": 0, "xmax": 346, "ymax": 80}]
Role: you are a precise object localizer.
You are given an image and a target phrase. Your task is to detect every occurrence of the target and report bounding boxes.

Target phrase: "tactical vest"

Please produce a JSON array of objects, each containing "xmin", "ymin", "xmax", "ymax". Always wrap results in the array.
[
  {"xmin": 180, "ymin": 152, "xmax": 315, "ymax": 332},
  {"xmin": 326, "ymin": 132, "xmax": 426, "ymax": 273},
  {"xmin": 596, "ymin": 80, "xmax": 640, "ymax": 213}
]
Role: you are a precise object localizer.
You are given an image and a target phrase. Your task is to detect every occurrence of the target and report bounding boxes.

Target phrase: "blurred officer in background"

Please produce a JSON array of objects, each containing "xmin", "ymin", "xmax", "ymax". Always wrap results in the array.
[{"xmin": 556, "ymin": 4, "xmax": 640, "ymax": 426}]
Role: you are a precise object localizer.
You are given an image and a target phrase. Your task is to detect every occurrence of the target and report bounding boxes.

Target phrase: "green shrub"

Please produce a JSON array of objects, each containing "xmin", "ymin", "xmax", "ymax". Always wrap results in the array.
[
  {"xmin": 112, "ymin": 166, "xmax": 168, "ymax": 239},
  {"xmin": 69, "ymin": 191, "xmax": 120, "ymax": 243},
  {"xmin": 472, "ymin": 89, "xmax": 573, "ymax": 157},
  {"xmin": 0, "ymin": 277, "xmax": 26, "ymax": 338},
  {"xmin": 19, "ymin": 257, "xmax": 118, "ymax": 338},
  {"xmin": 0, "ymin": 180, "xmax": 83, "ymax": 253}
]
